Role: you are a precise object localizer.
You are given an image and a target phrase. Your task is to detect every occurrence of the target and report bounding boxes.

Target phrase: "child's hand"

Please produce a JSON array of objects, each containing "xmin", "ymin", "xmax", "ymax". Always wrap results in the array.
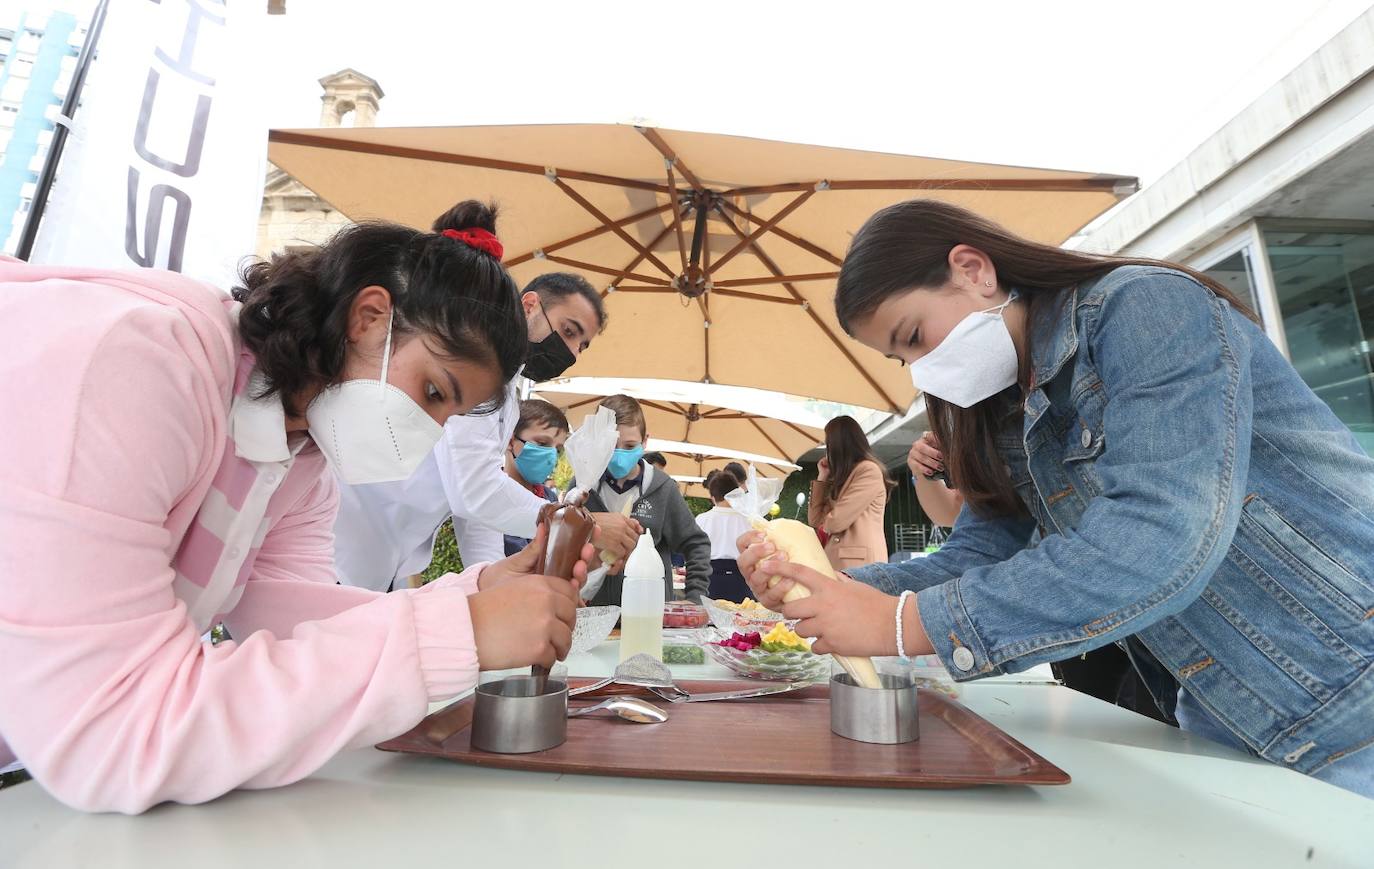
[
  {"xmin": 908, "ymin": 431, "xmax": 944, "ymax": 478},
  {"xmin": 479, "ymin": 521, "xmax": 595, "ymax": 598},
  {"xmin": 737, "ymin": 532, "xmax": 793, "ymax": 611},
  {"xmin": 758, "ymin": 559, "xmax": 934, "ymax": 658}
]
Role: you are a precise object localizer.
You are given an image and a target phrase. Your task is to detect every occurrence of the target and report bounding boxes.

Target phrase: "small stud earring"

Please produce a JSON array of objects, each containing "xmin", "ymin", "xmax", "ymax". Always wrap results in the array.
[{"xmin": 985, "ymin": 280, "xmax": 993, "ymax": 287}]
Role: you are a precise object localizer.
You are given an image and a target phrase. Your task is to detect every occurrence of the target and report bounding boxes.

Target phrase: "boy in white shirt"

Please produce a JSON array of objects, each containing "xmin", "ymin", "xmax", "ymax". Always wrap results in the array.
[{"xmin": 694, "ymin": 472, "xmax": 755, "ymax": 602}]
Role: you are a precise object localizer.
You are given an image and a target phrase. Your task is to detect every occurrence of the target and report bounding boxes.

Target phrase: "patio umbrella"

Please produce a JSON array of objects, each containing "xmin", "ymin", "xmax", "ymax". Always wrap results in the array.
[
  {"xmin": 646, "ymin": 440, "xmax": 799, "ymax": 500},
  {"xmin": 530, "ymin": 385, "xmax": 824, "ymax": 465},
  {"xmin": 267, "ymin": 124, "xmax": 1136, "ymax": 412}
]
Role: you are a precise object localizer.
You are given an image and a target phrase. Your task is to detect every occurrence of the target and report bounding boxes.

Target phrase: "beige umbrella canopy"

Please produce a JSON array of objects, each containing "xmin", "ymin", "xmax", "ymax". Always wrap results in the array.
[
  {"xmin": 651, "ymin": 445, "xmax": 797, "ymax": 501},
  {"xmin": 267, "ymin": 124, "xmax": 1136, "ymax": 412},
  {"xmin": 530, "ymin": 387, "xmax": 824, "ymax": 465}
]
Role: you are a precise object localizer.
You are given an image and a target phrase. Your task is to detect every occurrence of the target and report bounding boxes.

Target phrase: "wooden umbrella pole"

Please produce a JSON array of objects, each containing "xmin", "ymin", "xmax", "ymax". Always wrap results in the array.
[
  {"xmin": 701, "ymin": 224, "xmax": 713, "ymax": 383},
  {"xmin": 701, "ymin": 280, "xmax": 712, "ymax": 384}
]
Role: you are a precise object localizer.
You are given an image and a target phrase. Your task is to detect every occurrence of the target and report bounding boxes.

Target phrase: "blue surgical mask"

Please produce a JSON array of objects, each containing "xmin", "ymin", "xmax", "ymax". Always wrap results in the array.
[
  {"xmin": 513, "ymin": 439, "xmax": 559, "ymax": 486},
  {"xmin": 607, "ymin": 445, "xmax": 645, "ymax": 479}
]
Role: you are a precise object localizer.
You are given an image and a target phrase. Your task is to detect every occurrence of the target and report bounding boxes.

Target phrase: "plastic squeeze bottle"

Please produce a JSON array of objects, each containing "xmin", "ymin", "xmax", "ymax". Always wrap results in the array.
[{"xmin": 619, "ymin": 531, "xmax": 665, "ymax": 662}]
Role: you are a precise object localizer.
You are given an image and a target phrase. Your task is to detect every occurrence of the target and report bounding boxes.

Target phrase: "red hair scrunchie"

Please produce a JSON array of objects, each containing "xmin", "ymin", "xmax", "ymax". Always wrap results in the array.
[{"xmin": 441, "ymin": 227, "xmax": 504, "ymax": 261}]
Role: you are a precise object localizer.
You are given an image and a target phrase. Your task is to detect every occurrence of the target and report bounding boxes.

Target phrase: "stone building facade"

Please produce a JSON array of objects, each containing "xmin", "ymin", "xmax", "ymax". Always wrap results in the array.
[{"xmin": 255, "ymin": 68, "xmax": 382, "ymax": 259}]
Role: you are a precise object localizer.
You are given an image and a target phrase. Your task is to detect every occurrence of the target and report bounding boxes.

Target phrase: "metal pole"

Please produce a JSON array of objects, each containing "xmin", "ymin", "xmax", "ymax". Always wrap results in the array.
[{"xmin": 15, "ymin": 0, "xmax": 111, "ymax": 261}]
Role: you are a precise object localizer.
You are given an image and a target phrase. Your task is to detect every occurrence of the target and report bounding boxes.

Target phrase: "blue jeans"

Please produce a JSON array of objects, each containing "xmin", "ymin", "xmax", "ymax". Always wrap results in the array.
[{"xmin": 1177, "ymin": 688, "xmax": 1373, "ymax": 799}]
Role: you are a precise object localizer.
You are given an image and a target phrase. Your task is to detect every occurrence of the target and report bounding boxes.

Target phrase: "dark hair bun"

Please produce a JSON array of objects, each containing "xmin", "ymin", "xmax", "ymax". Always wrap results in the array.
[{"xmin": 433, "ymin": 200, "xmax": 498, "ymax": 234}]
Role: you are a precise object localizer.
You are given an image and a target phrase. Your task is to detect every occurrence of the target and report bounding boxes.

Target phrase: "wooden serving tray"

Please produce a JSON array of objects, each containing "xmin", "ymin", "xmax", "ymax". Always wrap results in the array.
[{"xmin": 377, "ymin": 679, "xmax": 1069, "ymax": 789}]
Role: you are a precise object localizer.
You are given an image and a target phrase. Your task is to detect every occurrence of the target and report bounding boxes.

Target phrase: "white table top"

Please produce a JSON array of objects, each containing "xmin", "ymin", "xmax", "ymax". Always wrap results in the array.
[{"xmin": 2, "ymin": 641, "xmax": 1371, "ymax": 869}]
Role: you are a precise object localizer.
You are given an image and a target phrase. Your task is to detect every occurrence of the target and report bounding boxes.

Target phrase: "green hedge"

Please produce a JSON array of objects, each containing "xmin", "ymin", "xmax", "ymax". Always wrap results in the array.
[{"xmin": 419, "ymin": 519, "xmax": 463, "ymax": 584}]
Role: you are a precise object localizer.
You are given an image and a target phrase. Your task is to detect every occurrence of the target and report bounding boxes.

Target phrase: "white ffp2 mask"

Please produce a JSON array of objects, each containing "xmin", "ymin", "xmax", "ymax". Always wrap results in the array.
[
  {"xmin": 306, "ymin": 311, "xmax": 445, "ymax": 485},
  {"xmin": 909, "ymin": 291, "xmax": 1019, "ymax": 408}
]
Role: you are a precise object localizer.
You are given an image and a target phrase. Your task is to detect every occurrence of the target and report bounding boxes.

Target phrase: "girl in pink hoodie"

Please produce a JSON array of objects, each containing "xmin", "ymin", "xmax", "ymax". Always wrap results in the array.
[{"xmin": 0, "ymin": 200, "xmax": 588, "ymax": 813}]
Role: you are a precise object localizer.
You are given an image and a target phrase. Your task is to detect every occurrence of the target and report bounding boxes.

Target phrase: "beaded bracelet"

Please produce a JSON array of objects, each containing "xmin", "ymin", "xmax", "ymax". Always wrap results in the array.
[{"xmin": 896, "ymin": 590, "xmax": 915, "ymax": 661}]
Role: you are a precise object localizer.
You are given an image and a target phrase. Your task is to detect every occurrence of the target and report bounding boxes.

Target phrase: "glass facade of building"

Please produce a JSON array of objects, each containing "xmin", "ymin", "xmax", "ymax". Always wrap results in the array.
[{"xmin": 1198, "ymin": 221, "xmax": 1374, "ymax": 456}]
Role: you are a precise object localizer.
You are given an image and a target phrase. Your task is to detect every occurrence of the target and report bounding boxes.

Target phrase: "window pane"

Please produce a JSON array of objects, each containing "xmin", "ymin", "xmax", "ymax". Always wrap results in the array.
[
  {"xmin": 1200, "ymin": 249, "xmax": 1260, "ymax": 315},
  {"xmin": 1263, "ymin": 228, "xmax": 1374, "ymax": 455}
]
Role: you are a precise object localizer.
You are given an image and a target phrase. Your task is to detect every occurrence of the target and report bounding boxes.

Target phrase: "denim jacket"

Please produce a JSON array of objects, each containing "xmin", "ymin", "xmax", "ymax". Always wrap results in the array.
[{"xmin": 853, "ymin": 265, "xmax": 1374, "ymax": 779}]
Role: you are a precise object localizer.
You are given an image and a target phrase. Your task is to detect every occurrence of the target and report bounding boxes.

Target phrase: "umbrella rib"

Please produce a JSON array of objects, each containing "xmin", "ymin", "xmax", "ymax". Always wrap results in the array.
[
  {"xmin": 710, "ymin": 288, "xmax": 802, "ymax": 305},
  {"xmin": 639, "ymin": 399, "xmax": 682, "ymax": 416},
  {"xmin": 724, "ymin": 176, "xmax": 1133, "ymax": 196},
  {"xmin": 713, "ymin": 273, "xmax": 838, "ymax": 288},
  {"xmin": 780, "ymin": 419, "xmax": 824, "ymax": 442},
  {"xmin": 542, "ymin": 253, "xmax": 669, "ymax": 286},
  {"xmin": 747, "ymin": 417, "xmax": 794, "ymax": 462},
  {"xmin": 720, "ymin": 200, "xmax": 842, "ymax": 266},
  {"xmin": 636, "ymin": 127, "xmax": 705, "ymax": 192},
  {"xmin": 665, "ymin": 162, "xmax": 689, "ymax": 274},
  {"xmin": 551, "ymin": 178, "xmax": 677, "ymax": 278},
  {"xmin": 266, "ymin": 130, "xmax": 671, "ymax": 194},
  {"xmin": 713, "ymin": 206, "xmax": 903, "ymax": 413},
  {"xmin": 710, "ymin": 189, "xmax": 815, "ymax": 273},
  {"xmin": 597, "ymin": 211, "xmax": 684, "ymax": 297},
  {"xmin": 506, "ymin": 202, "xmax": 671, "ymax": 267}
]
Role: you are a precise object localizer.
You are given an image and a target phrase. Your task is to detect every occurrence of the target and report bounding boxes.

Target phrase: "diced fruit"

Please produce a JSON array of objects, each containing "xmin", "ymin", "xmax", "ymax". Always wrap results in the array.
[
  {"xmin": 663, "ymin": 602, "xmax": 708, "ymax": 629},
  {"xmin": 760, "ymin": 622, "xmax": 810, "ymax": 654},
  {"xmin": 713, "ymin": 631, "xmax": 763, "ymax": 652}
]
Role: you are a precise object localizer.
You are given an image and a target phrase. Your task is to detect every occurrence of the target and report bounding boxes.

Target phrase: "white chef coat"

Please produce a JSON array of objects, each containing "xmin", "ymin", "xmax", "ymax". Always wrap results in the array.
[{"xmin": 332, "ymin": 376, "xmax": 550, "ymax": 591}]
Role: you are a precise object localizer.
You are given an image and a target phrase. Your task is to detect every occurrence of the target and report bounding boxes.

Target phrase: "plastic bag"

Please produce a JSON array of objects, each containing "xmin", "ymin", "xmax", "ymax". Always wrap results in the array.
[{"xmin": 538, "ymin": 407, "xmax": 617, "ymax": 601}]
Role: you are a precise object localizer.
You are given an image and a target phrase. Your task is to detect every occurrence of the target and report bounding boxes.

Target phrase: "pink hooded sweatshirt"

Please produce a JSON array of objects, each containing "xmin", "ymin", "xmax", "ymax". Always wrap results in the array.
[{"xmin": 0, "ymin": 259, "xmax": 486, "ymax": 813}]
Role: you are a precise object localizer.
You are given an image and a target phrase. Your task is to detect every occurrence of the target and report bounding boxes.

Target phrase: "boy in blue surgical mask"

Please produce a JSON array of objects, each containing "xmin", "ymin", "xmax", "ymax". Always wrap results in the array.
[
  {"xmin": 582, "ymin": 394, "xmax": 712, "ymax": 605},
  {"xmin": 502, "ymin": 400, "xmax": 570, "ymax": 556}
]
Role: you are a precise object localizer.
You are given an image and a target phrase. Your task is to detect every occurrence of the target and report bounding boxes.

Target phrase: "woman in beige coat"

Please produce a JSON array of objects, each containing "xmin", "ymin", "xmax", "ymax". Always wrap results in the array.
[{"xmin": 809, "ymin": 415, "xmax": 893, "ymax": 570}]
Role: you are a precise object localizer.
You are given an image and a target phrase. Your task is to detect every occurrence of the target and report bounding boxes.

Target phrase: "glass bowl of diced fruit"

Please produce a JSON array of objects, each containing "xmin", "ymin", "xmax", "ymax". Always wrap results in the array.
[
  {"xmin": 702, "ymin": 596, "xmax": 791, "ymax": 633},
  {"xmin": 698, "ymin": 624, "xmax": 832, "ymax": 683},
  {"xmin": 663, "ymin": 601, "xmax": 710, "ymax": 629}
]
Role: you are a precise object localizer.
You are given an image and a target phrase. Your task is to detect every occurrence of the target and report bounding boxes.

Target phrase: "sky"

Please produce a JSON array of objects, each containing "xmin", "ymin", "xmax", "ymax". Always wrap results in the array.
[
  {"xmin": 253, "ymin": 0, "xmax": 1373, "ymax": 187},
  {"xmin": 15, "ymin": 0, "xmax": 1372, "ymax": 455}
]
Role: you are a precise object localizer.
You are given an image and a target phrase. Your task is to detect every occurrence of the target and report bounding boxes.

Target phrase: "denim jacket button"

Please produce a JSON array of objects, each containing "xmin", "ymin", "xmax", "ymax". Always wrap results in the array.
[
  {"xmin": 952, "ymin": 646, "xmax": 975, "ymax": 671},
  {"xmin": 1081, "ymin": 428, "xmax": 1093, "ymax": 448}
]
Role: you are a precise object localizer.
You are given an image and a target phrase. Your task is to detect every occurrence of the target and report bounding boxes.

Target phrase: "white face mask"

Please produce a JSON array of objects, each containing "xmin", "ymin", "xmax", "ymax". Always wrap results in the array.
[
  {"xmin": 909, "ymin": 291, "xmax": 1020, "ymax": 408},
  {"xmin": 306, "ymin": 310, "xmax": 445, "ymax": 485}
]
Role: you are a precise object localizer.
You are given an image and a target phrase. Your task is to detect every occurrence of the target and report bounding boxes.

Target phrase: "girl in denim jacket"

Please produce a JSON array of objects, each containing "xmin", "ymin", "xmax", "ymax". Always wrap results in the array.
[{"xmin": 741, "ymin": 199, "xmax": 1374, "ymax": 796}]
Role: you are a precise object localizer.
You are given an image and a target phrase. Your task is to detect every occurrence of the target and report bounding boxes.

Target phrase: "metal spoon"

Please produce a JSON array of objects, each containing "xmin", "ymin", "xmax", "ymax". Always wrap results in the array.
[{"xmin": 567, "ymin": 696, "xmax": 667, "ymax": 724}]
